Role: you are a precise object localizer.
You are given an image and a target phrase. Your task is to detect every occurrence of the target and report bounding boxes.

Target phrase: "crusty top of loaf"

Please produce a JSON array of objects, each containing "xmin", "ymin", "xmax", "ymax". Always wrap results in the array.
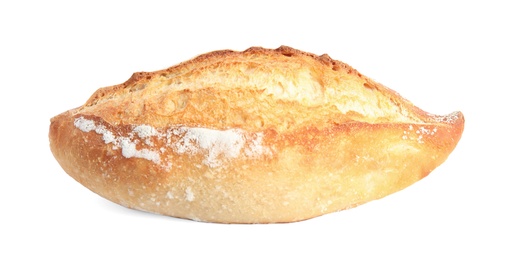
[{"xmin": 76, "ymin": 46, "xmax": 435, "ymax": 133}]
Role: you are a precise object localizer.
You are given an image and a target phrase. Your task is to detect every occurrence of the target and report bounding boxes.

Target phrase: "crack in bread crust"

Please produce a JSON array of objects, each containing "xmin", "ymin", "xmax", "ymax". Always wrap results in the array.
[{"xmin": 78, "ymin": 46, "xmax": 430, "ymax": 132}]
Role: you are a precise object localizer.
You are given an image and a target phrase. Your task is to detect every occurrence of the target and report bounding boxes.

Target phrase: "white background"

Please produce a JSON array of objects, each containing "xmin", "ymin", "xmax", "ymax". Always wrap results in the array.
[{"xmin": 1, "ymin": 0, "xmax": 509, "ymax": 259}]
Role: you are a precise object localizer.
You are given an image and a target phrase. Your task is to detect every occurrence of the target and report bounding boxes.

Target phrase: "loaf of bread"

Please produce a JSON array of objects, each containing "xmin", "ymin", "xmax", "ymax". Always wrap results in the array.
[{"xmin": 49, "ymin": 46, "xmax": 464, "ymax": 223}]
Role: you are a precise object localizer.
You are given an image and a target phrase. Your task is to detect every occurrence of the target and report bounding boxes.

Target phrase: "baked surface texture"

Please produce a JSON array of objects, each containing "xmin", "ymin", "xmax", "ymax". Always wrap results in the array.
[{"xmin": 49, "ymin": 46, "xmax": 464, "ymax": 223}]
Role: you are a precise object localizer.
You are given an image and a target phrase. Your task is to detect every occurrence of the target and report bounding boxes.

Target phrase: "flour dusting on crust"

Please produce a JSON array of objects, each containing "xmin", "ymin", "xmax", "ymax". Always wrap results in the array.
[
  {"xmin": 73, "ymin": 116, "xmax": 269, "ymax": 168},
  {"xmin": 172, "ymin": 127, "xmax": 246, "ymax": 167},
  {"xmin": 74, "ymin": 117, "xmax": 161, "ymax": 163}
]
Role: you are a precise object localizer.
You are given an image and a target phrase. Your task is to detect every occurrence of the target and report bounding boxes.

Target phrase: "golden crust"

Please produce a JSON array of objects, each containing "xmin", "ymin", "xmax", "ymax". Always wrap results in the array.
[{"xmin": 49, "ymin": 46, "xmax": 464, "ymax": 223}]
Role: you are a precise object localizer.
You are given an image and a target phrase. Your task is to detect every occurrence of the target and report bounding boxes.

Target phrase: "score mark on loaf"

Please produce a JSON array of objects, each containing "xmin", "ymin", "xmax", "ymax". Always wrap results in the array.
[{"xmin": 49, "ymin": 46, "xmax": 464, "ymax": 223}]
